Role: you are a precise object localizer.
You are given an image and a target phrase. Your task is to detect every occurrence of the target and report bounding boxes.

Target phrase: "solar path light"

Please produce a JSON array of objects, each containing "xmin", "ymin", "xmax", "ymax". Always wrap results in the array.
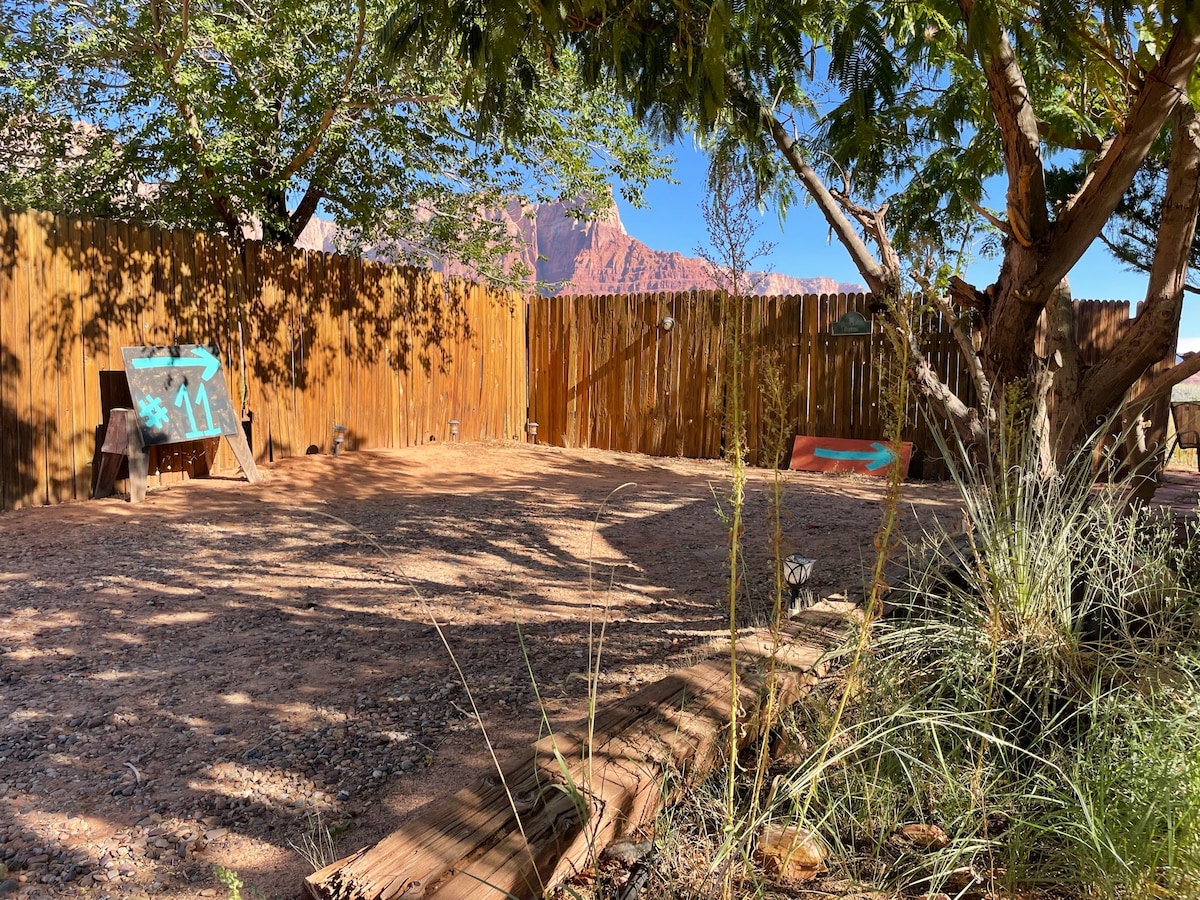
[{"xmin": 784, "ymin": 554, "xmax": 816, "ymax": 614}]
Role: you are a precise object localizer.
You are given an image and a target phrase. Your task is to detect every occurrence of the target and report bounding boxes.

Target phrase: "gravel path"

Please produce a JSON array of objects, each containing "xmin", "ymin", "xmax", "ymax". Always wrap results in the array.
[{"xmin": 0, "ymin": 442, "xmax": 958, "ymax": 898}]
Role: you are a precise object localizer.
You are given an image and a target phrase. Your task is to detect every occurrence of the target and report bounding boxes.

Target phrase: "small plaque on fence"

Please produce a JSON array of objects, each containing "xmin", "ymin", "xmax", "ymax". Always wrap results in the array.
[{"xmin": 830, "ymin": 311, "xmax": 872, "ymax": 335}]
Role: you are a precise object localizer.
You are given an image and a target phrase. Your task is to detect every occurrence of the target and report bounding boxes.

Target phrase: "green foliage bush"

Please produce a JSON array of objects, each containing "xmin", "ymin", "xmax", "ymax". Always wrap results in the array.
[{"xmin": 774, "ymin": 422, "xmax": 1200, "ymax": 897}]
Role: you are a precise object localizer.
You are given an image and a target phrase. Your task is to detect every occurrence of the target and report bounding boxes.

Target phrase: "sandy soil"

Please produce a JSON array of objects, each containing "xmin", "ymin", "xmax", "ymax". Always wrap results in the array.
[{"xmin": 0, "ymin": 442, "xmax": 961, "ymax": 899}]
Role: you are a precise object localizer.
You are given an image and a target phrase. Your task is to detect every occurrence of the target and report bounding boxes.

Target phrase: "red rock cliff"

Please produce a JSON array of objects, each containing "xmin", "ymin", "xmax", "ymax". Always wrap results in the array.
[
  {"xmin": 511, "ymin": 199, "xmax": 862, "ymax": 296},
  {"xmin": 296, "ymin": 199, "xmax": 864, "ymax": 296}
]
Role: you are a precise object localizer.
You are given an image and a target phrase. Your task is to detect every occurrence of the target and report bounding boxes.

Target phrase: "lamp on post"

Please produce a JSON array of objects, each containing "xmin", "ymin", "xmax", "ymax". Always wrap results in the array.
[
  {"xmin": 332, "ymin": 424, "xmax": 347, "ymax": 457},
  {"xmin": 526, "ymin": 421, "xmax": 539, "ymax": 444},
  {"xmin": 449, "ymin": 419, "xmax": 460, "ymax": 442}
]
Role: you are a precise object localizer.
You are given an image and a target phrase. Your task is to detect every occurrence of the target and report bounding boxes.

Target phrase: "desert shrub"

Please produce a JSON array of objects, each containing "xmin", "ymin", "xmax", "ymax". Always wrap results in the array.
[{"xmin": 767, "ymin": 421, "xmax": 1200, "ymax": 898}]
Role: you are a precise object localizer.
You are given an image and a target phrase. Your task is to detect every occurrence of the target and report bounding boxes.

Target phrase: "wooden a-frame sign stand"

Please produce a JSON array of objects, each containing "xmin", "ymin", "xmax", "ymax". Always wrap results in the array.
[
  {"xmin": 93, "ymin": 408, "xmax": 260, "ymax": 502},
  {"xmin": 93, "ymin": 345, "xmax": 261, "ymax": 502}
]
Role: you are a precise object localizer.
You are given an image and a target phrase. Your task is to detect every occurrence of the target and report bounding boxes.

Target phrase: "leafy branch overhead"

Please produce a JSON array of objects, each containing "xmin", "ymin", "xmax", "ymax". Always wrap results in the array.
[
  {"xmin": 0, "ymin": 0, "xmax": 669, "ymax": 281},
  {"xmin": 393, "ymin": 0, "xmax": 1200, "ymax": 477}
]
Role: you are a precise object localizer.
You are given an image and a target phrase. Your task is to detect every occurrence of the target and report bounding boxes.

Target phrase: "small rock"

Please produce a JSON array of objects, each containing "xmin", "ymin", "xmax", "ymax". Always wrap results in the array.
[
  {"xmin": 754, "ymin": 824, "xmax": 826, "ymax": 882},
  {"xmin": 602, "ymin": 840, "xmax": 653, "ymax": 865},
  {"xmin": 0, "ymin": 879, "xmax": 17, "ymax": 897},
  {"xmin": 896, "ymin": 823, "xmax": 950, "ymax": 851},
  {"xmin": 214, "ymin": 725, "xmax": 232, "ymax": 736}
]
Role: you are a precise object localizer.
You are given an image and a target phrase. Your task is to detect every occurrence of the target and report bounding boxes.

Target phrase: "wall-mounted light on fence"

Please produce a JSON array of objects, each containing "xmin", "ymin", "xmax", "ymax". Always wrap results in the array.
[
  {"xmin": 526, "ymin": 421, "xmax": 539, "ymax": 444},
  {"xmin": 449, "ymin": 419, "xmax": 460, "ymax": 441},
  {"xmin": 659, "ymin": 315, "xmax": 676, "ymax": 333}
]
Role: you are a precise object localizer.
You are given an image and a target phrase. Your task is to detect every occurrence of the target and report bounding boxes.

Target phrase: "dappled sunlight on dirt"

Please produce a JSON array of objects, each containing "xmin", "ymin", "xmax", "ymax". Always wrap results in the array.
[{"xmin": 0, "ymin": 442, "xmax": 960, "ymax": 898}]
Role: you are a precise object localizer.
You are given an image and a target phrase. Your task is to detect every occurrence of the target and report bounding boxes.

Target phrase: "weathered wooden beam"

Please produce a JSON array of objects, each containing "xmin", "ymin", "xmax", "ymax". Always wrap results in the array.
[
  {"xmin": 304, "ymin": 602, "xmax": 851, "ymax": 900},
  {"xmin": 93, "ymin": 408, "xmax": 149, "ymax": 502}
]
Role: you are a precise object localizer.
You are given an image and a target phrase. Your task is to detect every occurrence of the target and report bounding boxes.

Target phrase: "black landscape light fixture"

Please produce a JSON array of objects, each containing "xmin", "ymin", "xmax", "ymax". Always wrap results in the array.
[
  {"xmin": 659, "ymin": 315, "xmax": 676, "ymax": 333},
  {"xmin": 449, "ymin": 419, "xmax": 460, "ymax": 441},
  {"xmin": 527, "ymin": 421, "xmax": 539, "ymax": 444},
  {"xmin": 784, "ymin": 554, "xmax": 816, "ymax": 612}
]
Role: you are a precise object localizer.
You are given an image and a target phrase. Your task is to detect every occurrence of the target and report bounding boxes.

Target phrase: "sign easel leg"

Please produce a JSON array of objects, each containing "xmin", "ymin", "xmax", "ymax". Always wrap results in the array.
[
  {"xmin": 124, "ymin": 409, "xmax": 149, "ymax": 503},
  {"xmin": 226, "ymin": 428, "xmax": 261, "ymax": 483}
]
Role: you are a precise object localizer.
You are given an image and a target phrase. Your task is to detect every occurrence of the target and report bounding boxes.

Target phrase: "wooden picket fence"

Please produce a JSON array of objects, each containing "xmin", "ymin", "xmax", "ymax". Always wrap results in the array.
[
  {"xmin": 527, "ymin": 292, "xmax": 972, "ymax": 474},
  {"xmin": 0, "ymin": 207, "xmax": 1171, "ymax": 509},
  {"xmin": 0, "ymin": 209, "xmax": 526, "ymax": 510},
  {"xmin": 526, "ymin": 292, "xmax": 1172, "ymax": 476}
]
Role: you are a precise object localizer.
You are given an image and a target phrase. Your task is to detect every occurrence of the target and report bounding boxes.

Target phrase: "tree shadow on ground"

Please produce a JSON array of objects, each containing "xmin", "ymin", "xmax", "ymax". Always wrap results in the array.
[{"xmin": 0, "ymin": 446, "xmax": 958, "ymax": 896}]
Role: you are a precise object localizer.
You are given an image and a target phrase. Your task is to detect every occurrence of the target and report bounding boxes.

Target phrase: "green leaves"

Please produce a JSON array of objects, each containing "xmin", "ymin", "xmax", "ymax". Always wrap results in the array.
[{"xmin": 0, "ymin": 0, "xmax": 667, "ymax": 279}]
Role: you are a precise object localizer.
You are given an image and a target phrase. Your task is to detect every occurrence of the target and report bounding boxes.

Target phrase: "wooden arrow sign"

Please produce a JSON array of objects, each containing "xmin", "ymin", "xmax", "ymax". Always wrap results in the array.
[{"xmin": 788, "ymin": 436, "xmax": 912, "ymax": 478}]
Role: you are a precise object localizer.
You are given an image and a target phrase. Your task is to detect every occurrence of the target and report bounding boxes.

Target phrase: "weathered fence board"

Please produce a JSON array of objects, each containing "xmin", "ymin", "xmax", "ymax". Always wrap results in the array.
[
  {"xmin": 526, "ymin": 292, "xmax": 977, "ymax": 475},
  {"xmin": 525, "ymin": 292, "xmax": 1172, "ymax": 479}
]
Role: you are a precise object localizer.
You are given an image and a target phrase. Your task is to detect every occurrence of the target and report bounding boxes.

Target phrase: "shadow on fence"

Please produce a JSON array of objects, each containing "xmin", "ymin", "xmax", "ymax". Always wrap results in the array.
[
  {"xmin": 0, "ymin": 208, "xmax": 526, "ymax": 509},
  {"xmin": 0, "ymin": 207, "xmax": 1169, "ymax": 510}
]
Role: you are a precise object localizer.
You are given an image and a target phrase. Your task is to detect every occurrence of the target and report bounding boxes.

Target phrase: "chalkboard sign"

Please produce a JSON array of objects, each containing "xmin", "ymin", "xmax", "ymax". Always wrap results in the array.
[{"xmin": 120, "ymin": 345, "xmax": 241, "ymax": 446}]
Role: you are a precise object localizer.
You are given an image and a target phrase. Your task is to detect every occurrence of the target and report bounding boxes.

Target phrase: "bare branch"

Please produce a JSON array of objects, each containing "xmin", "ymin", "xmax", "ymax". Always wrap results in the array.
[
  {"xmin": 165, "ymin": 0, "xmax": 190, "ymax": 75},
  {"xmin": 1035, "ymin": 117, "xmax": 1103, "ymax": 153},
  {"xmin": 280, "ymin": 0, "xmax": 367, "ymax": 181},
  {"xmin": 900, "ymin": 319, "xmax": 988, "ymax": 446},
  {"xmin": 968, "ymin": 198, "xmax": 1010, "ymax": 235},
  {"xmin": 1125, "ymin": 352, "xmax": 1200, "ymax": 412},
  {"xmin": 1083, "ymin": 102, "xmax": 1200, "ymax": 417},
  {"xmin": 948, "ymin": 275, "xmax": 988, "ymax": 310},
  {"xmin": 931, "ymin": 292, "xmax": 993, "ymax": 403},
  {"xmin": 725, "ymin": 71, "xmax": 894, "ymax": 294}
]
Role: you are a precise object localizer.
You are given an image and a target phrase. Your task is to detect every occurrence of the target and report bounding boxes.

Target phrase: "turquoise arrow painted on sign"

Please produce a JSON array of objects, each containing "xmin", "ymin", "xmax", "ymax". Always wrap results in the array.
[
  {"xmin": 813, "ymin": 441, "xmax": 896, "ymax": 471},
  {"xmin": 131, "ymin": 346, "xmax": 221, "ymax": 381}
]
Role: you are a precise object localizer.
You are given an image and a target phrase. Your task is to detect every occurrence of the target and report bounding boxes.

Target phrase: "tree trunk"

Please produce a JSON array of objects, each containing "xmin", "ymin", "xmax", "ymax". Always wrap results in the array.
[
  {"xmin": 1084, "ymin": 105, "xmax": 1200, "ymax": 426},
  {"xmin": 261, "ymin": 187, "xmax": 293, "ymax": 247},
  {"xmin": 1033, "ymin": 278, "xmax": 1084, "ymax": 475}
]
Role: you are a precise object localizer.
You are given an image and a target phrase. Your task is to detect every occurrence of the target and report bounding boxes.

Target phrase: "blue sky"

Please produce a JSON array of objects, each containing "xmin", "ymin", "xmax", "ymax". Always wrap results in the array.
[{"xmin": 613, "ymin": 139, "xmax": 1200, "ymax": 353}]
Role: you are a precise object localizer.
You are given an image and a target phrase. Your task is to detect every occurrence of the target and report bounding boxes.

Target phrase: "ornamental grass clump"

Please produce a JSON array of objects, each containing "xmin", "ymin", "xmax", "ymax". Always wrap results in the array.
[{"xmin": 769, "ymin": 417, "xmax": 1200, "ymax": 898}]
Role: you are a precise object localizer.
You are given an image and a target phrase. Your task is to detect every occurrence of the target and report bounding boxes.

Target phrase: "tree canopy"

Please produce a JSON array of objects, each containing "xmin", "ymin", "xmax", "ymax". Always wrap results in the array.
[
  {"xmin": 390, "ymin": 0, "xmax": 1200, "ymax": 473},
  {"xmin": 0, "ymin": 0, "xmax": 668, "ymax": 280}
]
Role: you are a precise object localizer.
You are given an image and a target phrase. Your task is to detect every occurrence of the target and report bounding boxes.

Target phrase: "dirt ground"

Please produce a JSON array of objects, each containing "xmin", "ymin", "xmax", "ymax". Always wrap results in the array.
[{"xmin": 0, "ymin": 442, "xmax": 964, "ymax": 899}]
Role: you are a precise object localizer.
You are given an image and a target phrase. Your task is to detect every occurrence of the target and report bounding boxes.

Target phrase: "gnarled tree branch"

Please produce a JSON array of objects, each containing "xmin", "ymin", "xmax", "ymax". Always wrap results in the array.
[
  {"xmin": 1082, "ymin": 102, "xmax": 1200, "ymax": 419},
  {"xmin": 1039, "ymin": 15, "xmax": 1200, "ymax": 297},
  {"xmin": 958, "ymin": 0, "xmax": 1050, "ymax": 247}
]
